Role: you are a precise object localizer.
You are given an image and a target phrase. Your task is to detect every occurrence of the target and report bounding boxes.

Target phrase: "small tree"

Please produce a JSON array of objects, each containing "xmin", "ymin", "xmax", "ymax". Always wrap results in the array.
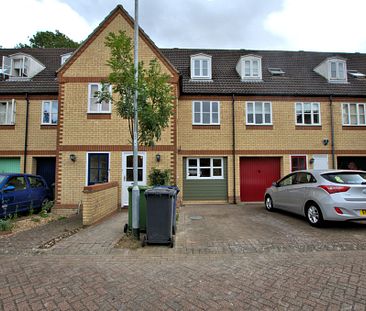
[{"xmin": 98, "ymin": 31, "xmax": 174, "ymax": 146}]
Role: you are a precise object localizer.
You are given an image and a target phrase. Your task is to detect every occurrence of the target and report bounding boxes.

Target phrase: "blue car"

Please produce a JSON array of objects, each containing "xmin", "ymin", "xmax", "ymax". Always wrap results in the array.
[{"xmin": 0, "ymin": 173, "xmax": 52, "ymax": 218}]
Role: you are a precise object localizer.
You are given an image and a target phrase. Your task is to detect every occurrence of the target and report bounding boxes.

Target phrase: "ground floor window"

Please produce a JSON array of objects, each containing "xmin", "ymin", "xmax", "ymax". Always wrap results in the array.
[
  {"xmin": 291, "ymin": 155, "xmax": 307, "ymax": 172},
  {"xmin": 87, "ymin": 153, "xmax": 109, "ymax": 185},
  {"xmin": 187, "ymin": 157, "xmax": 223, "ymax": 179}
]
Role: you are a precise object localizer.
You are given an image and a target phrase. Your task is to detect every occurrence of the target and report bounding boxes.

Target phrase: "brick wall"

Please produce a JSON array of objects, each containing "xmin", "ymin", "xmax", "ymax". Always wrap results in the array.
[{"xmin": 82, "ymin": 181, "xmax": 119, "ymax": 226}]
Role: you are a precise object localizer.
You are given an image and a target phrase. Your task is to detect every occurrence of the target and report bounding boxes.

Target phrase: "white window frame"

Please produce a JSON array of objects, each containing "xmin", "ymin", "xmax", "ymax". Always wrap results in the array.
[
  {"xmin": 12, "ymin": 56, "xmax": 29, "ymax": 77},
  {"xmin": 328, "ymin": 60, "xmax": 347, "ymax": 82},
  {"xmin": 87, "ymin": 83, "xmax": 112, "ymax": 114},
  {"xmin": 186, "ymin": 157, "xmax": 224, "ymax": 180},
  {"xmin": 192, "ymin": 101, "xmax": 220, "ymax": 125},
  {"xmin": 41, "ymin": 100, "xmax": 58, "ymax": 125},
  {"xmin": 85, "ymin": 152, "xmax": 111, "ymax": 186},
  {"xmin": 295, "ymin": 102, "xmax": 321, "ymax": 126},
  {"xmin": 190, "ymin": 54, "xmax": 212, "ymax": 80},
  {"xmin": 239, "ymin": 56, "xmax": 262, "ymax": 80},
  {"xmin": 0, "ymin": 99, "xmax": 16, "ymax": 125},
  {"xmin": 245, "ymin": 102, "xmax": 272, "ymax": 125},
  {"xmin": 61, "ymin": 53, "xmax": 72, "ymax": 65},
  {"xmin": 342, "ymin": 103, "xmax": 366, "ymax": 126}
]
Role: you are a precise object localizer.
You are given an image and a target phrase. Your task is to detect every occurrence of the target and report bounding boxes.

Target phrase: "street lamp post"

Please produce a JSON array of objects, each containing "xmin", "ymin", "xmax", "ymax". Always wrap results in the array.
[{"xmin": 131, "ymin": 0, "xmax": 140, "ymax": 240}]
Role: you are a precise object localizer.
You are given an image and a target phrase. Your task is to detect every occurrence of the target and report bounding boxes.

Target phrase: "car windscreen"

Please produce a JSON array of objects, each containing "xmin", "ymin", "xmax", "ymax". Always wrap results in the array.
[
  {"xmin": 322, "ymin": 172, "xmax": 366, "ymax": 184},
  {"xmin": 0, "ymin": 176, "xmax": 6, "ymax": 184}
]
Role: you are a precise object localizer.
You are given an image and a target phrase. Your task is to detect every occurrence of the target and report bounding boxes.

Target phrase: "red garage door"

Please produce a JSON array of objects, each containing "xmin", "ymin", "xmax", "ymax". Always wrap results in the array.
[{"xmin": 240, "ymin": 157, "xmax": 281, "ymax": 202}]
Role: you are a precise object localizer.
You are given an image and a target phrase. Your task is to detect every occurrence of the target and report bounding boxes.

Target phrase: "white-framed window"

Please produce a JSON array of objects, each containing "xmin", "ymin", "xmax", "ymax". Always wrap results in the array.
[
  {"xmin": 41, "ymin": 100, "xmax": 58, "ymax": 125},
  {"xmin": 246, "ymin": 102, "xmax": 272, "ymax": 125},
  {"xmin": 192, "ymin": 101, "xmax": 220, "ymax": 125},
  {"xmin": 342, "ymin": 103, "xmax": 366, "ymax": 126},
  {"xmin": 60, "ymin": 53, "xmax": 72, "ymax": 65},
  {"xmin": 12, "ymin": 56, "xmax": 29, "ymax": 77},
  {"xmin": 88, "ymin": 83, "xmax": 112, "ymax": 113},
  {"xmin": 329, "ymin": 60, "xmax": 346, "ymax": 81},
  {"xmin": 237, "ymin": 55, "xmax": 262, "ymax": 81},
  {"xmin": 0, "ymin": 100, "xmax": 16, "ymax": 125},
  {"xmin": 187, "ymin": 158, "xmax": 223, "ymax": 179},
  {"xmin": 190, "ymin": 54, "xmax": 212, "ymax": 80},
  {"xmin": 295, "ymin": 102, "xmax": 321, "ymax": 125}
]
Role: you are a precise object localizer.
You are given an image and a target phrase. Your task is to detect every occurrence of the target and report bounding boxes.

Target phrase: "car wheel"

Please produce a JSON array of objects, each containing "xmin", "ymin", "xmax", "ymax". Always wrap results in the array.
[
  {"xmin": 306, "ymin": 204, "xmax": 324, "ymax": 227},
  {"xmin": 265, "ymin": 195, "xmax": 275, "ymax": 212}
]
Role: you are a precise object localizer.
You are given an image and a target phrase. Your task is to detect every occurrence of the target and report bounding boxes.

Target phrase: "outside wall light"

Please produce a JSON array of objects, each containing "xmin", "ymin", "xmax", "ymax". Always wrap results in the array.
[
  {"xmin": 70, "ymin": 154, "xmax": 77, "ymax": 162},
  {"xmin": 322, "ymin": 138, "xmax": 329, "ymax": 146},
  {"xmin": 156, "ymin": 154, "xmax": 161, "ymax": 162},
  {"xmin": 309, "ymin": 158, "xmax": 315, "ymax": 164}
]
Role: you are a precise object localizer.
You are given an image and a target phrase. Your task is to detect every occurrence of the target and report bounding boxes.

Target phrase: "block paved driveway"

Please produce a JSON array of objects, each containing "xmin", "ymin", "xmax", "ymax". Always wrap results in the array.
[{"xmin": 1, "ymin": 204, "xmax": 366, "ymax": 310}]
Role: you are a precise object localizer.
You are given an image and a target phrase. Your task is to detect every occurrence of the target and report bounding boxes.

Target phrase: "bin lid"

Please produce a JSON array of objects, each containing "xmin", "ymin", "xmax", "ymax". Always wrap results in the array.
[
  {"xmin": 145, "ymin": 188, "xmax": 175, "ymax": 197},
  {"xmin": 153, "ymin": 185, "xmax": 180, "ymax": 194},
  {"xmin": 127, "ymin": 186, "xmax": 152, "ymax": 191}
]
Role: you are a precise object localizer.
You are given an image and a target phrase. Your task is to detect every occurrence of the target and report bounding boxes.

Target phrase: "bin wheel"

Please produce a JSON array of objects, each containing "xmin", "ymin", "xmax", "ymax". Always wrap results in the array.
[
  {"xmin": 123, "ymin": 223, "xmax": 128, "ymax": 234},
  {"xmin": 170, "ymin": 237, "xmax": 175, "ymax": 248},
  {"xmin": 142, "ymin": 235, "xmax": 147, "ymax": 247}
]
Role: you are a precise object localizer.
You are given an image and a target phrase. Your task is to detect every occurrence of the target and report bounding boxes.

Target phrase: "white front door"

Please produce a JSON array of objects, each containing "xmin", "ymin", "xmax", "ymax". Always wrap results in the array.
[
  {"xmin": 121, "ymin": 152, "xmax": 147, "ymax": 206},
  {"xmin": 313, "ymin": 154, "xmax": 328, "ymax": 170}
]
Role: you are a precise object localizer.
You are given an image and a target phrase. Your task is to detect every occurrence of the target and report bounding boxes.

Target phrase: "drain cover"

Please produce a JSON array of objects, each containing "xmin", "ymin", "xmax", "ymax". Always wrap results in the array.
[{"xmin": 190, "ymin": 216, "xmax": 203, "ymax": 220}]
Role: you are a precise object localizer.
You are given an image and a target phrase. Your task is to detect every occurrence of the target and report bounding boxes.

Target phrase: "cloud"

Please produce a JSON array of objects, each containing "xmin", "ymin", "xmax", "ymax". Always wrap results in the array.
[
  {"xmin": 0, "ymin": 0, "xmax": 92, "ymax": 48},
  {"xmin": 265, "ymin": 0, "xmax": 366, "ymax": 52}
]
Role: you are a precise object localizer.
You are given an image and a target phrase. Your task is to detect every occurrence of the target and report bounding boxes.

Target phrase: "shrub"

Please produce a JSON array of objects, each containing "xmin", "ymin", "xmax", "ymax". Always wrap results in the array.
[
  {"xmin": 148, "ymin": 168, "xmax": 170, "ymax": 186},
  {"xmin": 0, "ymin": 219, "xmax": 13, "ymax": 232}
]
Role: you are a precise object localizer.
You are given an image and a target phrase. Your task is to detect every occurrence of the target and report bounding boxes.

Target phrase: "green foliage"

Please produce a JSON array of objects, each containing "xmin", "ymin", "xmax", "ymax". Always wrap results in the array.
[
  {"xmin": 0, "ymin": 219, "xmax": 13, "ymax": 232},
  {"xmin": 148, "ymin": 168, "xmax": 170, "ymax": 186},
  {"xmin": 98, "ymin": 31, "xmax": 174, "ymax": 146},
  {"xmin": 16, "ymin": 30, "xmax": 79, "ymax": 48},
  {"xmin": 31, "ymin": 217, "xmax": 40, "ymax": 223}
]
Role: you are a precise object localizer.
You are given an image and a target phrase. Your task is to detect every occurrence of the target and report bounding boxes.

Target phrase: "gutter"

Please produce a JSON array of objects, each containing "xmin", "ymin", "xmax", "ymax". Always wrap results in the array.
[
  {"xmin": 232, "ymin": 94, "xmax": 237, "ymax": 204},
  {"xmin": 23, "ymin": 92, "xmax": 30, "ymax": 173},
  {"xmin": 329, "ymin": 95, "xmax": 336, "ymax": 169}
]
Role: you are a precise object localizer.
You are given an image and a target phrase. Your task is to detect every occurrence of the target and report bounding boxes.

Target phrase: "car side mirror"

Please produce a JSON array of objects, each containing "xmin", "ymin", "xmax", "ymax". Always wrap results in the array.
[
  {"xmin": 3, "ymin": 185, "xmax": 15, "ymax": 192},
  {"xmin": 272, "ymin": 182, "xmax": 278, "ymax": 187}
]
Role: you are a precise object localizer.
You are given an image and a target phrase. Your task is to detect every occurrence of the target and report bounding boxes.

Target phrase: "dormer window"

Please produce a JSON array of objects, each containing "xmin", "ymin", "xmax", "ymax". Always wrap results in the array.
[
  {"xmin": 190, "ymin": 54, "xmax": 212, "ymax": 80},
  {"xmin": 329, "ymin": 60, "xmax": 346, "ymax": 81},
  {"xmin": 61, "ymin": 53, "xmax": 72, "ymax": 65},
  {"xmin": 1, "ymin": 53, "xmax": 45, "ymax": 80},
  {"xmin": 236, "ymin": 55, "xmax": 262, "ymax": 81},
  {"xmin": 314, "ymin": 57, "xmax": 347, "ymax": 83}
]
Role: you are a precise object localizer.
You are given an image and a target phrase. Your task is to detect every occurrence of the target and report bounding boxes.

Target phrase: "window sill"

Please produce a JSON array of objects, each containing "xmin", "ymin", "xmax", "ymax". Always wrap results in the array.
[
  {"xmin": 192, "ymin": 125, "xmax": 220, "ymax": 129},
  {"xmin": 0, "ymin": 125, "xmax": 15, "ymax": 130},
  {"xmin": 295, "ymin": 125, "xmax": 322, "ymax": 130},
  {"xmin": 246, "ymin": 125, "xmax": 273, "ymax": 130},
  {"xmin": 87, "ymin": 113, "xmax": 111, "ymax": 119},
  {"xmin": 40, "ymin": 125, "xmax": 57, "ymax": 129},
  {"xmin": 342, "ymin": 126, "xmax": 366, "ymax": 130}
]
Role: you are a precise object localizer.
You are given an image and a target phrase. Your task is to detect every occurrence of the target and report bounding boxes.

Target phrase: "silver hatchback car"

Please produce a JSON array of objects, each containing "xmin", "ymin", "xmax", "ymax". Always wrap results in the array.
[{"xmin": 264, "ymin": 170, "xmax": 366, "ymax": 227}]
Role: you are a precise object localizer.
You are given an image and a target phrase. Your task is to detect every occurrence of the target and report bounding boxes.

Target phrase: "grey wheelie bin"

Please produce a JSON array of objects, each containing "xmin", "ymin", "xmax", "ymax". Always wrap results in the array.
[
  {"xmin": 142, "ymin": 188, "xmax": 175, "ymax": 248},
  {"xmin": 153, "ymin": 186, "xmax": 180, "ymax": 235}
]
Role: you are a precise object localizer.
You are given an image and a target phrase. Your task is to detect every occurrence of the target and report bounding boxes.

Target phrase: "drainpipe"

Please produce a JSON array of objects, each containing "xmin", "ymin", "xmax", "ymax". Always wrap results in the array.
[
  {"xmin": 23, "ymin": 92, "xmax": 30, "ymax": 173},
  {"xmin": 232, "ymin": 94, "xmax": 237, "ymax": 204},
  {"xmin": 329, "ymin": 95, "xmax": 336, "ymax": 169}
]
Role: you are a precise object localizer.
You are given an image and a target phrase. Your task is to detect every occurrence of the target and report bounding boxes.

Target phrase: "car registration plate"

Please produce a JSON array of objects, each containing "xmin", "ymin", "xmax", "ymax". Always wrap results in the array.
[{"xmin": 360, "ymin": 210, "xmax": 366, "ymax": 216}]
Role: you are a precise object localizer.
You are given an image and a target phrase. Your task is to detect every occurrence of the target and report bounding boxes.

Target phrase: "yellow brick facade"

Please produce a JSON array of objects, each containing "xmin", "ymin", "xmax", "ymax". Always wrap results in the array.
[{"xmin": 56, "ymin": 8, "xmax": 177, "ymax": 212}]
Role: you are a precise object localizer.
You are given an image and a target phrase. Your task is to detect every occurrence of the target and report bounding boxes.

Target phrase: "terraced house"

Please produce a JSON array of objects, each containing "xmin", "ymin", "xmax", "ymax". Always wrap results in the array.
[{"xmin": 1, "ymin": 5, "xmax": 366, "ymax": 217}]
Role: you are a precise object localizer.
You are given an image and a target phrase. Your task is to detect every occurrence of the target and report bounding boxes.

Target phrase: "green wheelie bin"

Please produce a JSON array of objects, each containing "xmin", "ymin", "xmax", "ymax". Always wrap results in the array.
[{"xmin": 123, "ymin": 186, "xmax": 151, "ymax": 233}]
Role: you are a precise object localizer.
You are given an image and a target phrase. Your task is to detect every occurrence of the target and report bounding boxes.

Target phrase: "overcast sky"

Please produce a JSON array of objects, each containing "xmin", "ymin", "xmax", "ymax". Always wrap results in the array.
[{"xmin": 2, "ymin": 0, "xmax": 366, "ymax": 53}]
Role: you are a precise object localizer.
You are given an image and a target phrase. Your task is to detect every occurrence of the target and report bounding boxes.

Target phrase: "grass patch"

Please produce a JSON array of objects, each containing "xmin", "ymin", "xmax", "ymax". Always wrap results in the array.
[{"xmin": 0, "ymin": 219, "xmax": 13, "ymax": 232}]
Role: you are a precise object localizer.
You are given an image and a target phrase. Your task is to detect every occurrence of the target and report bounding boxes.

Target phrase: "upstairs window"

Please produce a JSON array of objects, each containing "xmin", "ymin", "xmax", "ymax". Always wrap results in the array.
[
  {"xmin": 12, "ymin": 56, "xmax": 29, "ymax": 77},
  {"xmin": 60, "ymin": 53, "xmax": 72, "ymax": 65},
  {"xmin": 42, "ymin": 101, "xmax": 58, "ymax": 125},
  {"xmin": 342, "ymin": 103, "xmax": 366, "ymax": 126},
  {"xmin": 88, "ymin": 83, "xmax": 112, "ymax": 113},
  {"xmin": 0, "ymin": 100, "xmax": 16, "ymax": 125},
  {"xmin": 237, "ymin": 55, "xmax": 262, "ymax": 81},
  {"xmin": 192, "ymin": 101, "xmax": 220, "ymax": 125},
  {"xmin": 246, "ymin": 102, "xmax": 272, "ymax": 125},
  {"xmin": 295, "ymin": 103, "xmax": 321, "ymax": 125},
  {"xmin": 190, "ymin": 54, "xmax": 212, "ymax": 80},
  {"xmin": 329, "ymin": 60, "xmax": 346, "ymax": 82}
]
